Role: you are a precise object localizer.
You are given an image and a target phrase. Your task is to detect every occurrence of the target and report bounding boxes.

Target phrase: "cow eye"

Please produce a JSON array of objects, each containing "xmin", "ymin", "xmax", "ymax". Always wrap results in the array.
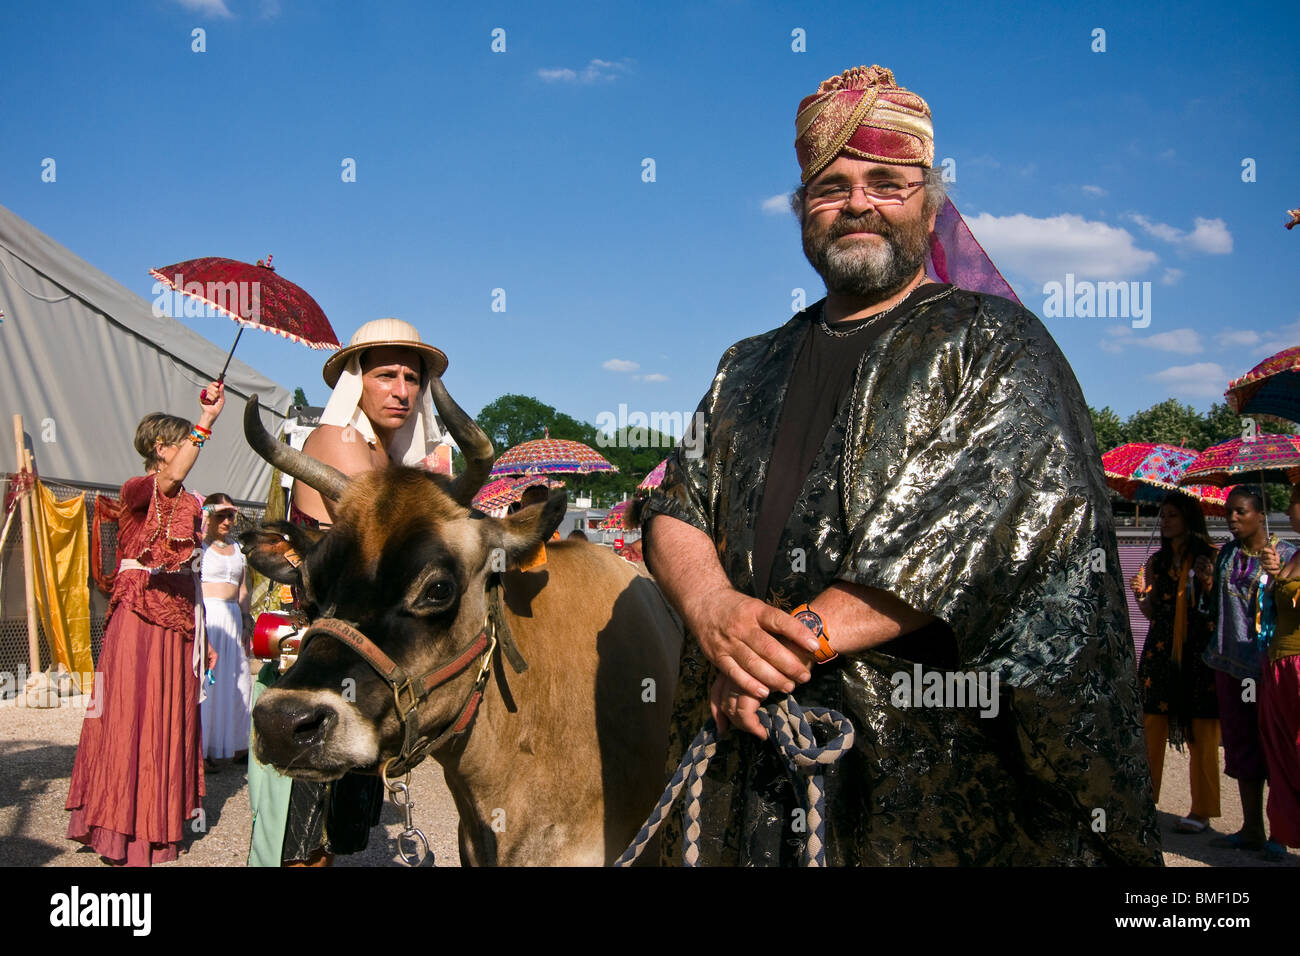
[{"xmin": 414, "ymin": 577, "xmax": 456, "ymax": 611}]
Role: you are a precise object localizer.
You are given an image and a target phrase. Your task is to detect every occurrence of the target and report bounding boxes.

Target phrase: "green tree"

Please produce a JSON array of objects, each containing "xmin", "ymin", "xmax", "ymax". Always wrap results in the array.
[
  {"xmin": 473, "ymin": 394, "xmax": 661, "ymax": 506},
  {"xmin": 1089, "ymin": 406, "xmax": 1126, "ymax": 452},
  {"xmin": 1123, "ymin": 399, "xmax": 1205, "ymax": 449},
  {"xmin": 1200, "ymin": 402, "xmax": 1244, "ymax": 447},
  {"xmin": 293, "ymin": 386, "xmax": 309, "ymax": 408},
  {"xmin": 477, "ymin": 394, "xmax": 598, "ymax": 450}
]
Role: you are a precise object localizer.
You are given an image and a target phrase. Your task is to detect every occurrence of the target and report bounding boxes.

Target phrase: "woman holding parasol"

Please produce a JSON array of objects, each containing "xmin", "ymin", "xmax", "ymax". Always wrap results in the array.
[{"xmin": 65, "ymin": 383, "xmax": 224, "ymax": 865}]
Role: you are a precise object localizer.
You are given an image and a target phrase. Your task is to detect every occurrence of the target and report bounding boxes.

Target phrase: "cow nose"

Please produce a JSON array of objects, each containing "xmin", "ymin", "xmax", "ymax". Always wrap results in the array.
[{"xmin": 253, "ymin": 696, "xmax": 339, "ymax": 766}]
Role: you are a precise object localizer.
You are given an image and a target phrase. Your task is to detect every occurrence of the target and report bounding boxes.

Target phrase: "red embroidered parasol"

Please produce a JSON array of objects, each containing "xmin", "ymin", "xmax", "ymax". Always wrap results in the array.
[
  {"xmin": 150, "ymin": 255, "xmax": 340, "ymax": 401},
  {"xmin": 1179, "ymin": 435, "xmax": 1300, "ymax": 535},
  {"xmin": 1178, "ymin": 435, "xmax": 1300, "ymax": 487},
  {"xmin": 1101, "ymin": 443, "xmax": 1200, "ymax": 503},
  {"xmin": 489, "ymin": 436, "xmax": 617, "ymax": 477},
  {"xmin": 1183, "ymin": 483, "xmax": 1236, "ymax": 518}
]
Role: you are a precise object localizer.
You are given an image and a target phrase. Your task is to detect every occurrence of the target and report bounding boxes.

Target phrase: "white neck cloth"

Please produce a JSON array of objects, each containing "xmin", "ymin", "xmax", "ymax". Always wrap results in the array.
[{"xmin": 318, "ymin": 355, "xmax": 445, "ymax": 466}]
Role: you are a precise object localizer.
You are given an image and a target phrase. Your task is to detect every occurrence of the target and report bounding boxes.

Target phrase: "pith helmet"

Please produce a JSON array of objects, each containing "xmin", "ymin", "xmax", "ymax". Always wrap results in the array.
[{"xmin": 322, "ymin": 317, "xmax": 448, "ymax": 388}]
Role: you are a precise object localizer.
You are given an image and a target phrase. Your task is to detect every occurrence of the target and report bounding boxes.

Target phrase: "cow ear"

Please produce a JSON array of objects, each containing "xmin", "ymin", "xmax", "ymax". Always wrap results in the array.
[
  {"xmin": 239, "ymin": 521, "xmax": 320, "ymax": 585},
  {"xmin": 500, "ymin": 490, "xmax": 567, "ymax": 567}
]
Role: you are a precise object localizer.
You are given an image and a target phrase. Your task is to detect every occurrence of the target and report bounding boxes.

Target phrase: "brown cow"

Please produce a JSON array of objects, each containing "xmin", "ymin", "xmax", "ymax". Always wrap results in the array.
[{"xmin": 242, "ymin": 381, "xmax": 682, "ymax": 865}]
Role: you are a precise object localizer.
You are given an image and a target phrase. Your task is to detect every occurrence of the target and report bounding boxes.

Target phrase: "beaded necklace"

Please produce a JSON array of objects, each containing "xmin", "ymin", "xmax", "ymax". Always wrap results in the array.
[{"xmin": 136, "ymin": 474, "xmax": 197, "ymax": 572}]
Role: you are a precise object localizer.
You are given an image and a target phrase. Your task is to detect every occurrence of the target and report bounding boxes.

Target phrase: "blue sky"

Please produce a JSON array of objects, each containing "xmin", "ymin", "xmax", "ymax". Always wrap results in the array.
[{"xmin": 3, "ymin": 0, "xmax": 1297, "ymax": 433}]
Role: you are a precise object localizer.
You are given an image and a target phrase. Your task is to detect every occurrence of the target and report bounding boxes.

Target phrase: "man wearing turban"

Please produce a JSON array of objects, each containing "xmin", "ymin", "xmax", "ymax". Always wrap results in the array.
[{"xmin": 642, "ymin": 66, "xmax": 1161, "ymax": 865}]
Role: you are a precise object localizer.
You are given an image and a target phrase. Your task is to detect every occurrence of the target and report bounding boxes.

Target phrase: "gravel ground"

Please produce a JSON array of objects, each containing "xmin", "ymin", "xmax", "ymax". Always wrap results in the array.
[{"xmin": 1, "ymin": 693, "xmax": 1295, "ymax": 868}]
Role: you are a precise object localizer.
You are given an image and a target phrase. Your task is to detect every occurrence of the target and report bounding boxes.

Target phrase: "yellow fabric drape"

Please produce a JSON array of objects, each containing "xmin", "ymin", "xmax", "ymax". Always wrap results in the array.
[
  {"xmin": 30, "ymin": 479, "xmax": 94, "ymax": 694},
  {"xmin": 1171, "ymin": 554, "xmax": 1192, "ymax": 665}
]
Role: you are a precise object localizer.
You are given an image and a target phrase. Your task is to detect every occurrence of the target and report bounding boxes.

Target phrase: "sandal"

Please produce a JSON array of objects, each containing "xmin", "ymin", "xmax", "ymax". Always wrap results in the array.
[
  {"xmin": 1173, "ymin": 816, "xmax": 1209, "ymax": 834},
  {"xmin": 204, "ymin": 756, "xmax": 221, "ymax": 774},
  {"xmin": 1208, "ymin": 830, "xmax": 1264, "ymax": 851},
  {"xmin": 1260, "ymin": 841, "xmax": 1287, "ymax": 863}
]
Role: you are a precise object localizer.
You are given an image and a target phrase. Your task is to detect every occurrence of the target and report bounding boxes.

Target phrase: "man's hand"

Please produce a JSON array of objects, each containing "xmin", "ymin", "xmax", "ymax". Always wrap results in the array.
[
  {"xmin": 687, "ymin": 587, "xmax": 820, "ymax": 700},
  {"xmin": 1262, "ymin": 546, "xmax": 1281, "ymax": 577},
  {"xmin": 711, "ymin": 673, "xmax": 769, "ymax": 739}
]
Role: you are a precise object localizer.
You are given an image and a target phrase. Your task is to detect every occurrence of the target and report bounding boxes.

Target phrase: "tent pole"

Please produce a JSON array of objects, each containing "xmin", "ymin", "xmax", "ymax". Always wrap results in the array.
[{"xmin": 12, "ymin": 416, "xmax": 40, "ymax": 679}]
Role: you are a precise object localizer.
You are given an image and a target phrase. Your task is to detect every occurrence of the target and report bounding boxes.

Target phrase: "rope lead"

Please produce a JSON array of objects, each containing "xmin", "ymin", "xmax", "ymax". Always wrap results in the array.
[{"xmin": 616, "ymin": 694, "xmax": 855, "ymax": 867}]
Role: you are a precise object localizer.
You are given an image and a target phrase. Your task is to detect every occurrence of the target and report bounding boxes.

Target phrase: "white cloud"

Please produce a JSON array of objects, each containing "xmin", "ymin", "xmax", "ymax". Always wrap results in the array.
[
  {"xmin": 1255, "ymin": 319, "xmax": 1300, "ymax": 354},
  {"xmin": 538, "ymin": 68, "xmax": 578, "ymax": 82},
  {"xmin": 1148, "ymin": 362, "xmax": 1230, "ymax": 398},
  {"xmin": 1217, "ymin": 329, "xmax": 1261, "ymax": 347},
  {"xmin": 172, "ymin": 0, "xmax": 233, "ymax": 16},
  {"xmin": 761, "ymin": 193, "xmax": 791, "ymax": 216},
  {"xmin": 537, "ymin": 59, "xmax": 631, "ymax": 84},
  {"xmin": 1129, "ymin": 214, "xmax": 1182, "ymax": 244},
  {"xmin": 1140, "ymin": 328, "xmax": 1204, "ymax": 354},
  {"xmin": 1215, "ymin": 319, "xmax": 1300, "ymax": 358},
  {"xmin": 1081, "ymin": 185, "xmax": 1107, "ymax": 197},
  {"xmin": 965, "ymin": 212, "xmax": 1159, "ymax": 283},
  {"xmin": 1100, "ymin": 326, "xmax": 1203, "ymax": 355},
  {"xmin": 1187, "ymin": 218, "xmax": 1233, "ymax": 254},
  {"xmin": 1128, "ymin": 214, "xmax": 1233, "ymax": 255},
  {"xmin": 603, "ymin": 358, "xmax": 639, "ymax": 372},
  {"xmin": 636, "ymin": 373, "xmax": 669, "ymax": 383},
  {"xmin": 1161, "ymin": 268, "xmax": 1185, "ymax": 285}
]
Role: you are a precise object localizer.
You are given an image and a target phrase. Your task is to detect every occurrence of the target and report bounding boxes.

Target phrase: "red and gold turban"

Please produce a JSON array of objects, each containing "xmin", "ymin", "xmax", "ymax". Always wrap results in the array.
[{"xmin": 795, "ymin": 65, "xmax": 934, "ymax": 183}]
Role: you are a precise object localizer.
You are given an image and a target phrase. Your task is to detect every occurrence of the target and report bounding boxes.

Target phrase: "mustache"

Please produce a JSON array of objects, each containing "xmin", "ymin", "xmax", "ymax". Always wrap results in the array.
[{"xmin": 827, "ymin": 214, "xmax": 893, "ymax": 240}]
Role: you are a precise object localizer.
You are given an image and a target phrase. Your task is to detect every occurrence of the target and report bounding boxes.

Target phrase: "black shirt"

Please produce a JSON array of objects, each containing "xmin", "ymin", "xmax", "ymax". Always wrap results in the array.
[{"xmin": 751, "ymin": 284, "xmax": 958, "ymax": 667}]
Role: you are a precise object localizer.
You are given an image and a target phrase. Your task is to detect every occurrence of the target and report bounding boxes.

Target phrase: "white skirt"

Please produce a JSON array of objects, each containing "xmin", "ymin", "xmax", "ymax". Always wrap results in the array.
[{"xmin": 199, "ymin": 598, "xmax": 252, "ymax": 759}]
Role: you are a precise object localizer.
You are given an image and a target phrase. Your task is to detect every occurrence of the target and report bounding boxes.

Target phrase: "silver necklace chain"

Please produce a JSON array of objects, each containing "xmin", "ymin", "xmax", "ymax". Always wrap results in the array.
[{"xmin": 817, "ymin": 286, "xmax": 953, "ymax": 338}]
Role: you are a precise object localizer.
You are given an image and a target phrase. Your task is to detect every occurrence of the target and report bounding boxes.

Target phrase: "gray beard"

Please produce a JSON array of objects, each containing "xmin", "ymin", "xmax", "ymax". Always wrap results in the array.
[{"xmin": 803, "ymin": 214, "xmax": 929, "ymax": 299}]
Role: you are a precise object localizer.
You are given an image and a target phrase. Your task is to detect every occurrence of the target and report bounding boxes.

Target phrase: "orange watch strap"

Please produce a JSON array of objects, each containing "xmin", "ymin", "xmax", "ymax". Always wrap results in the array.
[{"xmin": 791, "ymin": 603, "xmax": 838, "ymax": 663}]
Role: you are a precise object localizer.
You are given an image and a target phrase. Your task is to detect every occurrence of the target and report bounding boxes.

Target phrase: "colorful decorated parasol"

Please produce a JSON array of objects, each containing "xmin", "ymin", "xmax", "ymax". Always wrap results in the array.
[
  {"xmin": 637, "ymin": 459, "xmax": 668, "ymax": 492},
  {"xmin": 489, "ymin": 435, "xmax": 617, "ymax": 477},
  {"xmin": 1183, "ymin": 483, "xmax": 1236, "ymax": 518},
  {"xmin": 1178, "ymin": 435, "xmax": 1300, "ymax": 487},
  {"xmin": 1225, "ymin": 346, "xmax": 1300, "ymax": 423},
  {"xmin": 598, "ymin": 500, "xmax": 631, "ymax": 530},
  {"xmin": 1179, "ymin": 435, "xmax": 1300, "ymax": 534},
  {"xmin": 1101, "ymin": 443, "xmax": 1199, "ymax": 503},
  {"xmin": 471, "ymin": 476, "xmax": 565, "ymax": 513},
  {"xmin": 150, "ymin": 255, "xmax": 340, "ymax": 401}
]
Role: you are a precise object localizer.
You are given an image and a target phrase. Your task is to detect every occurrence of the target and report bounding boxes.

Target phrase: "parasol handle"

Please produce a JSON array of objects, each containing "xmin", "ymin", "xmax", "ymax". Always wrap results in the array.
[{"xmin": 201, "ymin": 326, "xmax": 244, "ymax": 404}]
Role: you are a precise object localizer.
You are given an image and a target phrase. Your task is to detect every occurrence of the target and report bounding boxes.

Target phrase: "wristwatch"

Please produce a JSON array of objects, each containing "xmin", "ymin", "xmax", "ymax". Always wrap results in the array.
[{"xmin": 791, "ymin": 603, "xmax": 837, "ymax": 663}]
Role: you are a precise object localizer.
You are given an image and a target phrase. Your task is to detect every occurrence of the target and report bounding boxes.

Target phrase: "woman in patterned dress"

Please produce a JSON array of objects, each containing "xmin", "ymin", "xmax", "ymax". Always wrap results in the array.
[
  {"xmin": 1130, "ymin": 492, "xmax": 1220, "ymax": 833},
  {"xmin": 65, "ymin": 382, "xmax": 223, "ymax": 865}
]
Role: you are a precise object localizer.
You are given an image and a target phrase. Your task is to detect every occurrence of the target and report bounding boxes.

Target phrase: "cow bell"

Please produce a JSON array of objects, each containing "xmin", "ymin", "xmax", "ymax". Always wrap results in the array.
[{"xmin": 252, "ymin": 612, "xmax": 305, "ymax": 670}]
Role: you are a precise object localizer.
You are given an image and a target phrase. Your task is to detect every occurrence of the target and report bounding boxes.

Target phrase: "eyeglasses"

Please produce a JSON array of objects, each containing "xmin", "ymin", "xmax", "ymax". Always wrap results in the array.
[{"xmin": 802, "ymin": 180, "xmax": 926, "ymax": 210}]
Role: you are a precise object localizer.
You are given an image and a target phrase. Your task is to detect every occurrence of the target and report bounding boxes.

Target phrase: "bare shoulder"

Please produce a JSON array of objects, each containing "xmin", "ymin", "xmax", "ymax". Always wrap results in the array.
[{"xmin": 302, "ymin": 423, "xmax": 373, "ymax": 474}]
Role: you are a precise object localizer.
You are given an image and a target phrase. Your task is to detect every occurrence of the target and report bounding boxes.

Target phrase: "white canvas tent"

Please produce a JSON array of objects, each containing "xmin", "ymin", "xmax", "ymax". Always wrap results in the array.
[{"xmin": 0, "ymin": 202, "xmax": 292, "ymax": 499}]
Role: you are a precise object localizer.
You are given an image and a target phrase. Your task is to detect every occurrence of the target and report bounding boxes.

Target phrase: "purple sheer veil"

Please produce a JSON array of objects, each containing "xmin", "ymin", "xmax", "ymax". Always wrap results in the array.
[{"xmin": 926, "ymin": 197, "xmax": 1021, "ymax": 305}]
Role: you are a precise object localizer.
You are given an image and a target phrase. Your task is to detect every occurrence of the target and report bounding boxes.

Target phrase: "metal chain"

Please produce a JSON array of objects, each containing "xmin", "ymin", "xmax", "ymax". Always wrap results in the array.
[
  {"xmin": 616, "ymin": 694, "xmax": 855, "ymax": 867},
  {"xmin": 818, "ymin": 286, "xmax": 954, "ymax": 338},
  {"xmin": 381, "ymin": 763, "xmax": 433, "ymax": 867}
]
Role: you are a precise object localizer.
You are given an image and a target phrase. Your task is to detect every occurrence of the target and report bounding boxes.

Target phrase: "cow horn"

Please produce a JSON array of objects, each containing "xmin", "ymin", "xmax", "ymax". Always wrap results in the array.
[
  {"xmin": 243, "ymin": 396, "xmax": 350, "ymax": 504},
  {"xmin": 427, "ymin": 377, "xmax": 495, "ymax": 507}
]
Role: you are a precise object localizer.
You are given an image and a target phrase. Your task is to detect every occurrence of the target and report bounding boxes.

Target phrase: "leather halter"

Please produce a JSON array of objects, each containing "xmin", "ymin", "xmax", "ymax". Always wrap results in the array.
[{"xmin": 297, "ymin": 576, "xmax": 526, "ymax": 777}]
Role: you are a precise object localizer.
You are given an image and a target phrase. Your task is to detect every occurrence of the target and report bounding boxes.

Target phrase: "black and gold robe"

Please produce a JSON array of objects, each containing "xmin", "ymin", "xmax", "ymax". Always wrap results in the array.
[{"xmin": 643, "ymin": 289, "xmax": 1162, "ymax": 865}]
